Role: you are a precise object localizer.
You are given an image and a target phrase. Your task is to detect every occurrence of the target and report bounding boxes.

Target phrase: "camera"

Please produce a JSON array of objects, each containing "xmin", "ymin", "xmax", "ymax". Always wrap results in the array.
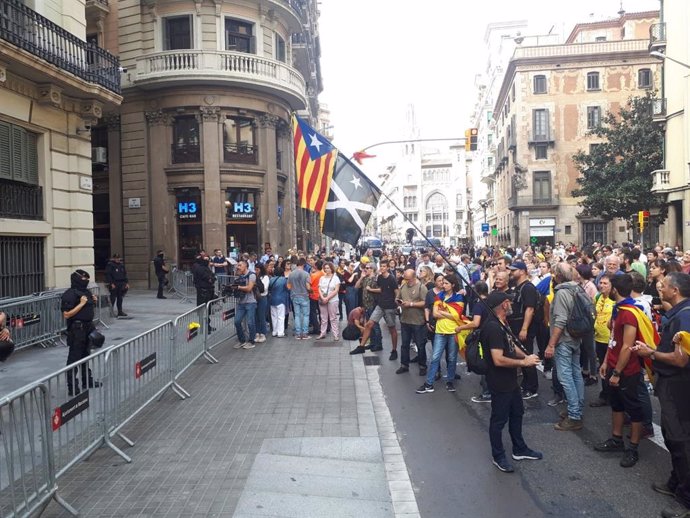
[{"xmin": 222, "ymin": 279, "xmax": 245, "ymax": 298}]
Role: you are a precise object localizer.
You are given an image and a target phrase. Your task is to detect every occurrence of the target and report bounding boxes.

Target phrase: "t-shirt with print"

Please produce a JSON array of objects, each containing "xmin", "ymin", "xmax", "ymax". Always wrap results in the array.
[
  {"xmin": 361, "ymin": 276, "xmax": 378, "ymax": 310},
  {"xmin": 481, "ymin": 317, "xmax": 519, "ymax": 393},
  {"xmin": 606, "ymin": 308, "xmax": 642, "ymax": 377},
  {"xmin": 288, "ymin": 269, "xmax": 310, "ymax": 298},
  {"xmin": 375, "ymin": 273, "xmax": 399, "ymax": 309}
]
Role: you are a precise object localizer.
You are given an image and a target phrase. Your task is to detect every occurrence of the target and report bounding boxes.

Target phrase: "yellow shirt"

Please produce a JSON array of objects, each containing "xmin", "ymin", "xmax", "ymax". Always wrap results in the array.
[{"xmin": 594, "ymin": 294, "xmax": 615, "ymax": 343}]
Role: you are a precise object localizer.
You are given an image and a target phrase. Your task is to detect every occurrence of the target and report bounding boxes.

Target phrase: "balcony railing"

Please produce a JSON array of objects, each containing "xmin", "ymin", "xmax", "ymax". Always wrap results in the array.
[
  {"xmin": 223, "ymin": 143, "xmax": 258, "ymax": 165},
  {"xmin": 514, "ymin": 39, "xmax": 648, "ymax": 60},
  {"xmin": 171, "ymin": 143, "xmax": 200, "ymax": 164},
  {"xmin": 527, "ymin": 132, "xmax": 555, "ymax": 145},
  {"xmin": 134, "ymin": 50, "xmax": 306, "ymax": 108},
  {"xmin": 508, "ymin": 194, "xmax": 558, "ymax": 209},
  {"xmin": 0, "ymin": 179, "xmax": 43, "ymax": 220},
  {"xmin": 0, "ymin": 0, "xmax": 121, "ymax": 94},
  {"xmin": 651, "ymin": 169, "xmax": 671, "ymax": 193},
  {"xmin": 649, "ymin": 23, "xmax": 666, "ymax": 51}
]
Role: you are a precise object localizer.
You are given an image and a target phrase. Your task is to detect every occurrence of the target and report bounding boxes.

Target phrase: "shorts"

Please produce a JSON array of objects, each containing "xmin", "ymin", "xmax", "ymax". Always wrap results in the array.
[
  {"xmin": 369, "ymin": 306, "xmax": 397, "ymax": 327},
  {"xmin": 607, "ymin": 369, "xmax": 643, "ymax": 422}
]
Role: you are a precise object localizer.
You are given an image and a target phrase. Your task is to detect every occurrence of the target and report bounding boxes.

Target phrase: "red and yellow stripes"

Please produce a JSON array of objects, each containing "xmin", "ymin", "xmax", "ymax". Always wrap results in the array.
[{"xmin": 292, "ymin": 115, "xmax": 337, "ymax": 219}]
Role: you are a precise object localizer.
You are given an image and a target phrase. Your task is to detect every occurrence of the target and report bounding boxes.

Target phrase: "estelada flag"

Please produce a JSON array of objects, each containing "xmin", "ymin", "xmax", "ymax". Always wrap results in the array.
[
  {"xmin": 618, "ymin": 305, "xmax": 660, "ymax": 383},
  {"xmin": 292, "ymin": 114, "xmax": 338, "ymax": 219}
]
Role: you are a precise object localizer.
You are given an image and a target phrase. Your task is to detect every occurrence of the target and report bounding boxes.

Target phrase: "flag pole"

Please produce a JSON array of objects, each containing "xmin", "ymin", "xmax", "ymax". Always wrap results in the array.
[{"xmin": 375, "ymin": 188, "xmax": 528, "ymax": 353}]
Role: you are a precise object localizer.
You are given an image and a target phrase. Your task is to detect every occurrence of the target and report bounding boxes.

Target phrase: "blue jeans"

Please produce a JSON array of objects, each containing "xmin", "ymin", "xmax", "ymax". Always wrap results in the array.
[
  {"xmin": 292, "ymin": 296, "xmax": 309, "ymax": 335},
  {"xmin": 426, "ymin": 333, "xmax": 458, "ymax": 386},
  {"xmin": 365, "ymin": 307, "xmax": 382, "ymax": 347},
  {"xmin": 256, "ymin": 296, "xmax": 268, "ymax": 335},
  {"xmin": 235, "ymin": 302, "xmax": 257, "ymax": 344},
  {"xmin": 555, "ymin": 340, "xmax": 584, "ymax": 420}
]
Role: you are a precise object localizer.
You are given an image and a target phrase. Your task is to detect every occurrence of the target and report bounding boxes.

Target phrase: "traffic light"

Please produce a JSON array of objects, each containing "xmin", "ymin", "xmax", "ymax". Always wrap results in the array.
[
  {"xmin": 465, "ymin": 128, "xmax": 478, "ymax": 152},
  {"xmin": 638, "ymin": 210, "xmax": 650, "ymax": 231}
]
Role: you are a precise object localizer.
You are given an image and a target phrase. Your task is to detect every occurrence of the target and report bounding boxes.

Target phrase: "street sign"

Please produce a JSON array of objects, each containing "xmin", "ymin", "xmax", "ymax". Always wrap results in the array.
[
  {"xmin": 481, "ymin": 223, "xmax": 490, "ymax": 232},
  {"xmin": 491, "ymin": 228, "xmax": 498, "ymax": 236},
  {"xmin": 530, "ymin": 237, "xmax": 537, "ymax": 244}
]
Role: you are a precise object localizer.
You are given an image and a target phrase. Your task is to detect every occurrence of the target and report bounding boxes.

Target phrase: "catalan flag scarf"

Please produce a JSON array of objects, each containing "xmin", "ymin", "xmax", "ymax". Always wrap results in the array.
[{"xmin": 435, "ymin": 291, "xmax": 472, "ymax": 351}]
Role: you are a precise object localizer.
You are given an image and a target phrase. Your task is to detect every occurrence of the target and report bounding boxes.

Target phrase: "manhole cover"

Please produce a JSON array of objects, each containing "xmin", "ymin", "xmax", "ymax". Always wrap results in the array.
[{"xmin": 363, "ymin": 356, "xmax": 380, "ymax": 366}]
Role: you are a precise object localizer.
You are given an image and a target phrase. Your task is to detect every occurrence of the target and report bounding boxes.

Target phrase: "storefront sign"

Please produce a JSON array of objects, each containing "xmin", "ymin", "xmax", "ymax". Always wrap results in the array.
[
  {"xmin": 177, "ymin": 201, "xmax": 200, "ymax": 221},
  {"xmin": 530, "ymin": 227, "xmax": 555, "ymax": 237},
  {"xmin": 530, "ymin": 218, "xmax": 556, "ymax": 227},
  {"xmin": 228, "ymin": 201, "xmax": 255, "ymax": 220}
]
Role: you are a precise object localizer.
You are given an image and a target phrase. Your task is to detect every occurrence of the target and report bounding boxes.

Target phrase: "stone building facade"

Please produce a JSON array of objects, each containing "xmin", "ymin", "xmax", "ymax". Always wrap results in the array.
[{"xmin": 0, "ymin": 0, "xmax": 122, "ymax": 295}]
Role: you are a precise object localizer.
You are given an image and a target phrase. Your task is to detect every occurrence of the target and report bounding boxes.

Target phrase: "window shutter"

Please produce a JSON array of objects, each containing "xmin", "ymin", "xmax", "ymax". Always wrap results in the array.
[
  {"xmin": 545, "ymin": 109, "xmax": 550, "ymax": 140},
  {"xmin": 11, "ymin": 125, "xmax": 26, "ymax": 183},
  {"xmin": 249, "ymin": 35, "xmax": 256, "ymax": 54},
  {"xmin": 26, "ymin": 132, "xmax": 38, "ymax": 184},
  {"xmin": 0, "ymin": 122, "xmax": 10, "ymax": 180}
]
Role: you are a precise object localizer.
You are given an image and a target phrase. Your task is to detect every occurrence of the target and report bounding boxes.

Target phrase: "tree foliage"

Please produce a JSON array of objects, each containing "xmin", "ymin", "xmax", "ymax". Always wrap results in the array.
[{"xmin": 571, "ymin": 92, "xmax": 666, "ymax": 222}]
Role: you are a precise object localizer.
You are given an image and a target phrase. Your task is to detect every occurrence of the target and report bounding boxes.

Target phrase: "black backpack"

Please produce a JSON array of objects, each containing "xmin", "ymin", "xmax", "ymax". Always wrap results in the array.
[
  {"xmin": 465, "ymin": 328, "xmax": 488, "ymax": 375},
  {"xmin": 566, "ymin": 285, "xmax": 595, "ymax": 338}
]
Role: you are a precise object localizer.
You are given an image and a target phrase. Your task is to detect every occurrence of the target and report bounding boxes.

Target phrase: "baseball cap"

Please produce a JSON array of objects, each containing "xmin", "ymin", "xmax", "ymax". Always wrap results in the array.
[
  {"xmin": 486, "ymin": 291, "xmax": 510, "ymax": 309},
  {"xmin": 507, "ymin": 261, "xmax": 528, "ymax": 271}
]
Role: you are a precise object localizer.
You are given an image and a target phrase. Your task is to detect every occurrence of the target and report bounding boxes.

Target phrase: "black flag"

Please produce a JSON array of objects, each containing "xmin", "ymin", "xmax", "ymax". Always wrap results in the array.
[{"xmin": 321, "ymin": 154, "xmax": 381, "ymax": 246}]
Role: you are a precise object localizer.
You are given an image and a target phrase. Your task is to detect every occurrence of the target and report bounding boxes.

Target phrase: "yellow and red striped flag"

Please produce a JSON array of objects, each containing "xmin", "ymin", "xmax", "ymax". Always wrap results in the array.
[{"xmin": 292, "ymin": 114, "xmax": 338, "ymax": 220}]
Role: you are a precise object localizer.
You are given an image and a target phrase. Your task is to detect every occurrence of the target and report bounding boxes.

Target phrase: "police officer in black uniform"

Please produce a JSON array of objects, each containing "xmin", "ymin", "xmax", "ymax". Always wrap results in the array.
[
  {"xmin": 61, "ymin": 269, "xmax": 101, "ymax": 396},
  {"xmin": 153, "ymin": 250, "xmax": 169, "ymax": 299},
  {"xmin": 105, "ymin": 253, "xmax": 129, "ymax": 316}
]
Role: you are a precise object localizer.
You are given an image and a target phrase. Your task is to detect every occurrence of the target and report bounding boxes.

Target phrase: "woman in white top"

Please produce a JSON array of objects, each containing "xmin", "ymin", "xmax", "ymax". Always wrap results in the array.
[{"xmin": 317, "ymin": 262, "xmax": 340, "ymax": 341}]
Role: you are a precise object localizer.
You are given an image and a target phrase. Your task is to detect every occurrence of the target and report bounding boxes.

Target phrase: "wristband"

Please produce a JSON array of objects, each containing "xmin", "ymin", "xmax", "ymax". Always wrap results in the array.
[{"xmin": 611, "ymin": 369, "xmax": 621, "ymax": 377}]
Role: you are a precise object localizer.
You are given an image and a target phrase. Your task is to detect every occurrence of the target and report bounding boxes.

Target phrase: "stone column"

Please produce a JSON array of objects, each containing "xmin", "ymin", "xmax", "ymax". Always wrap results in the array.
[
  {"xmin": 199, "ymin": 106, "xmax": 223, "ymax": 252},
  {"xmin": 276, "ymin": 119, "xmax": 295, "ymax": 251},
  {"xmin": 258, "ymin": 114, "xmax": 280, "ymax": 250},
  {"xmin": 104, "ymin": 113, "xmax": 124, "ymax": 258},
  {"xmin": 145, "ymin": 109, "xmax": 173, "ymax": 286}
]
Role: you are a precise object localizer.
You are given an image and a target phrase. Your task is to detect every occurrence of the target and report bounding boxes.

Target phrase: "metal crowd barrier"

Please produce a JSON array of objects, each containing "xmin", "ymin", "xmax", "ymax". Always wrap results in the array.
[
  {"xmin": 0, "ymin": 384, "xmax": 77, "ymax": 517},
  {"xmin": 171, "ymin": 269, "xmax": 195, "ymax": 303},
  {"xmin": 0, "ymin": 297, "xmax": 246, "ymax": 517},
  {"xmin": 0, "ymin": 286, "xmax": 106, "ymax": 351}
]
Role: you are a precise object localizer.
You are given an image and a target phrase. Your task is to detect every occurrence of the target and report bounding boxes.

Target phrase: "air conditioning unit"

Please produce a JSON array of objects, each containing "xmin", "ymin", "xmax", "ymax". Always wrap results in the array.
[{"xmin": 92, "ymin": 147, "xmax": 107, "ymax": 164}]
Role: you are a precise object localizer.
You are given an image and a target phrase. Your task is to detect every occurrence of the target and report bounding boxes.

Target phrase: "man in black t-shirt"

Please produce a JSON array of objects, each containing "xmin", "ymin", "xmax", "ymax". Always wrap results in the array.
[
  {"xmin": 507, "ymin": 261, "xmax": 540, "ymax": 399},
  {"xmin": 350, "ymin": 263, "xmax": 400, "ymax": 360},
  {"xmin": 480, "ymin": 291, "xmax": 542, "ymax": 474}
]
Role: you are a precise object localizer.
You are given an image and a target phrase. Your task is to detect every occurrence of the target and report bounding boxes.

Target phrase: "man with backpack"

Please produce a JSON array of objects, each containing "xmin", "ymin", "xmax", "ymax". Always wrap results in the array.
[
  {"xmin": 544, "ymin": 262, "xmax": 593, "ymax": 432},
  {"xmin": 480, "ymin": 291, "xmax": 542, "ymax": 473}
]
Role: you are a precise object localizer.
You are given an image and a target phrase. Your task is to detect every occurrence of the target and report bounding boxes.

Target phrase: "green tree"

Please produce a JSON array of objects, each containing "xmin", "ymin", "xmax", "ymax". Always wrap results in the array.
[{"xmin": 571, "ymin": 92, "xmax": 666, "ymax": 222}]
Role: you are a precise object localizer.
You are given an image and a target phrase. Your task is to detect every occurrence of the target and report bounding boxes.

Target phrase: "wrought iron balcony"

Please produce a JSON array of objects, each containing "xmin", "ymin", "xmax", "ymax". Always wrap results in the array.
[
  {"xmin": 0, "ymin": 179, "xmax": 43, "ymax": 220},
  {"xmin": 649, "ymin": 23, "xmax": 666, "ymax": 52},
  {"xmin": 508, "ymin": 194, "xmax": 559, "ymax": 210},
  {"xmin": 171, "ymin": 143, "xmax": 200, "ymax": 164},
  {"xmin": 527, "ymin": 132, "xmax": 555, "ymax": 146},
  {"xmin": 131, "ymin": 50, "xmax": 306, "ymax": 109},
  {"xmin": 0, "ymin": 0, "xmax": 121, "ymax": 94},
  {"xmin": 223, "ymin": 143, "xmax": 258, "ymax": 165}
]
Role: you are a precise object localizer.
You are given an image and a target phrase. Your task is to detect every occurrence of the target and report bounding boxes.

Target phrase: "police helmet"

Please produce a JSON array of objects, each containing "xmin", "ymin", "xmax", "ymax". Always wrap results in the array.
[
  {"xmin": 0, "ymin": 340, "xmax": 15, "ymax": 362},
  {"xmin": 87, "ymin": 330, "xmax": 105, "ymax": 349}
]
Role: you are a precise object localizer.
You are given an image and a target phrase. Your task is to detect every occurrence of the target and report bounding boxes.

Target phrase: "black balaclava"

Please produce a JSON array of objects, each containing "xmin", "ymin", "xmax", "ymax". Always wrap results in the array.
[{"xmin": 70, "ymin": 269, "xmax": 90, "ymax": 290}]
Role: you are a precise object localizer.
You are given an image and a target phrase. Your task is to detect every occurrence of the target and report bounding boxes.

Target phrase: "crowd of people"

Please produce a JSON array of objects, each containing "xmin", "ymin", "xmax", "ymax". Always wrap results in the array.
[{"xmin": 196, "ymin": 240, "xmax": 690, "ymax": 518}]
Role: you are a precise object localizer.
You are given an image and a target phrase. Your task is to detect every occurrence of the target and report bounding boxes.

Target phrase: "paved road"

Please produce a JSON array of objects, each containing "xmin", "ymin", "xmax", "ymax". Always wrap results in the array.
[{"xmin": 374, "ymin": 335, "xmax": 672, "ymax": 518}]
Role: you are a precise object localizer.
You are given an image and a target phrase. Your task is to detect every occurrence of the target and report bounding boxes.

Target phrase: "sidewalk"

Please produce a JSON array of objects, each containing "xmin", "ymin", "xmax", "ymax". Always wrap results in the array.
[
  {"xmin": 0, "ymin": 290, "xmax": 196, "ymax": 396},
  {"xmin": 36, "ymin": 299, "xmax": 420, "ymax": 517}
]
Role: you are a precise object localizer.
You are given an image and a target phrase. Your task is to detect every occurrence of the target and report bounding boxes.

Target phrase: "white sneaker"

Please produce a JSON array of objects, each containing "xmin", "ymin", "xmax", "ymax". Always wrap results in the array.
[
  {"xmin": 272, "ymin": 332, "xmax": 277, "ymax": 337},
  {"xmin": 233, "ymin": 342, "xmax": 245, "ymax": 349},
  {"xmin": 277, "ymin": 334, "xmax": 285, "ymax": 338},
  {"xmin": 242, "ymin": 342, "xmax": 256, "ymax": 349},
  {"xmin": 256, "ymin": 334, "xmax": 267, "ymax": 343}
]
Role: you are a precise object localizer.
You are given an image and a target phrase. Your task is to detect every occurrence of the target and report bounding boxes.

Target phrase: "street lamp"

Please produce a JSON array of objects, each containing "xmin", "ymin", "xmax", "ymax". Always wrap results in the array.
[{"xmin": 650, "ymin": 50, "xmax": 690, "ymax": 70}]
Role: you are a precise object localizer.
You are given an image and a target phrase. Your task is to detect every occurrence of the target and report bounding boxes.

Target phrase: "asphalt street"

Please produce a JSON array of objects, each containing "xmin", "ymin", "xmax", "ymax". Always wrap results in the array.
[{"xmin": 370, "ymin": 335, "xmax": 673, "ymax": 518}]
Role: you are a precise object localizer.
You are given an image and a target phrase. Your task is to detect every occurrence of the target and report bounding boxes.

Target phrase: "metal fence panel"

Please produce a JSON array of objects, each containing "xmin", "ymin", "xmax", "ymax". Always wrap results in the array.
[
  {"xmin": 103, "ymin": 321, "xmax": 175, "ymax": 462},
  {"xmin": 172, "ymin": 305, "xmax": 208, "ymax": 384},
  {"xmin": 0, "ymin": 295, "xmax": 63, "ymax": 351},
  {"xmin": 171, "ymin": 269, "xmax": 195, "ymax": 303},
  {"xmin": 206, "ymin": 296, "xmax": 237, "ymax": 352},
  {"xmin": 0, "ymin": 383, "xmax": 77, "ymax": 517}
]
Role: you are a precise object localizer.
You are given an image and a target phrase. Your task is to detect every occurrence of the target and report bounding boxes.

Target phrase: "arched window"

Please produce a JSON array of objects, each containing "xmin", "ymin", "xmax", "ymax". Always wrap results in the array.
[{"xmin": 425, "ymin": 192, "xmax": 448, "ymax": 238}]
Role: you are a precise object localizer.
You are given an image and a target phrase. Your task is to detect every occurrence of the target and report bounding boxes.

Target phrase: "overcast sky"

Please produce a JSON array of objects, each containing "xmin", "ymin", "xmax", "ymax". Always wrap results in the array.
[{"xmin": 318, "ymin": 0, "xmax": 660, "ymax": 173}]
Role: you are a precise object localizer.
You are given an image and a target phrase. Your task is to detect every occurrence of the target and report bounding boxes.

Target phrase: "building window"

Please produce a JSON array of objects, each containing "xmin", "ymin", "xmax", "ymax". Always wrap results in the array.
[
  {"xmin": 164, "ymin": 16, "xmax": 193, "ymax": 50},
  {"xmin": 583, "ymin": 222, "xmax": 607, "ymax": 245},
  {"xmin": 587, "ymin": 106, "xmax": 601, "ymax": 129},
  {"xmin": 532, "ymin": 109, "xmax": 550, "ymax": 141},
  {"xmin": 638, "ymin": 68, "xmax": 652, "ymax": 89},
  {"xmin": 487, "ymin": 156, "xmax": 494, "ymax": 169},
  {"xmin": 225, "ymin": 19, "xmax": 254, "ymax": 53},
  {"xmin": 587, "ymin": 71, "xmax": 600, "ymax": 91},
  {"xmin": 0, "ymin": 236, "xmax": 45, "ymax": 297},
  {"xmin": 275, "ymin": 34, "xmax": 286, "ymax": 62},
  {"xmin": 425, "ymin": 192, "xmax": 448, "ymax": 238},
  {"xmin": 403, "ymin": 196, "xmax": 417, "ymax": 209},
  {"xmin": 0, "ymin": 121, "xmax": 38, "ymax": 185},
  {"xmin": 533, "ymin": 75, "xmax": 547, "ymax": 94},
  {"xmin": 595, "ymin": 36, "xmax": 607, "ymax": 42},
  {"xmin": 172, "ymin": 116, "xmax": 200, "ymax": 163},
  {"xmin": 565, "ymin": 225, "xmax": 572, "ymax": 235},
  {"xmin": 589, "ymin": 143, "xmax": 601, "ymax": 154},
  {"xmin": 533, "ymin": 171, "xmax": 551, "ymax": 204},
  {"xmin": 535, "ymin": 144, "xmax": 548, "ymax": 160},
  {"xmin": 223, "ymin": 117, "xmax": 257, "ymax": 164}
]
